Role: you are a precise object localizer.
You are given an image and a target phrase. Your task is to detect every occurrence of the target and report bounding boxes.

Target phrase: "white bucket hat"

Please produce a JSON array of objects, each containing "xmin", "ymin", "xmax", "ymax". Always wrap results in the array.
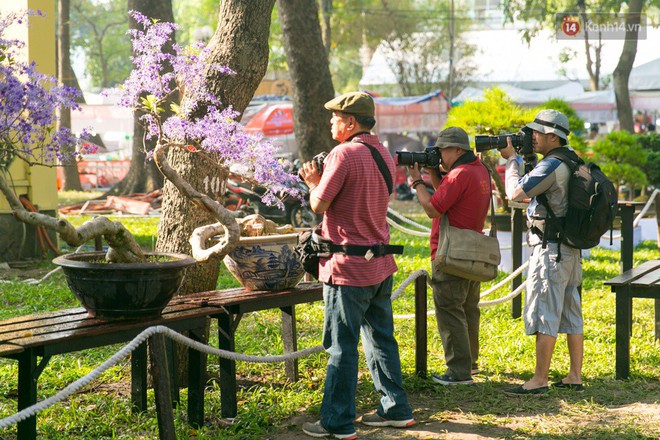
[{"xmin": 526, "ymin": 109, "xmax": 570, "ymax": 140}]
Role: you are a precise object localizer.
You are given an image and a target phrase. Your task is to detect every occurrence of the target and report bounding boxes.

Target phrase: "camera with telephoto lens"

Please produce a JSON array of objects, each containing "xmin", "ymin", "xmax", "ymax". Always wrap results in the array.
[
  {"xmin": 396, "ymin": 146, "xmax": 442, "ymax": 168},
  {"xmin": 474, "ymin": 127, "xmax": 534, "ymax": 156}
]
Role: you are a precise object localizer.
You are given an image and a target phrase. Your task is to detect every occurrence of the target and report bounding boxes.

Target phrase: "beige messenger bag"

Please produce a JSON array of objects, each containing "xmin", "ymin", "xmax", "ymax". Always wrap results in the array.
[{"xmin": 433, "ymin": 176, "xmax": 501, "ymax": 282}]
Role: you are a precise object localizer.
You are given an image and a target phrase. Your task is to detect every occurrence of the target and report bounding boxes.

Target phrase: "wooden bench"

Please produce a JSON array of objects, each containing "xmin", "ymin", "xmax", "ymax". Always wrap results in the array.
[
  {"xmin": 0, "ymin": 282, "xmax": 324, "ymax": 439},
  {"xmin": 0, "ymin": 279, "xmax": 430, "ymax": 437},
  {"xmin": 604, "ymin": 259, "xmax": 660, "ymax": 379}
]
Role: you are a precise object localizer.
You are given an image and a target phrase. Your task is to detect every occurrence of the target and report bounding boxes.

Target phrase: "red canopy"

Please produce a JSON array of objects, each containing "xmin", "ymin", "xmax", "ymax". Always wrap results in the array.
[{"xmin": 244, "ymin": 104, "xmax": 294, "ymax": 136}]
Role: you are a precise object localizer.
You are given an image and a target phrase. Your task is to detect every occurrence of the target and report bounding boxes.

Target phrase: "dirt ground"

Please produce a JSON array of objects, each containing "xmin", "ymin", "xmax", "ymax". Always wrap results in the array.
[
  {"xmin": 268, "ymin": 397, "xmax": 660, "ymax": 439},
  {"xmin": 0, "ymin": 260, "xmax": 55, "ymax": 281}
]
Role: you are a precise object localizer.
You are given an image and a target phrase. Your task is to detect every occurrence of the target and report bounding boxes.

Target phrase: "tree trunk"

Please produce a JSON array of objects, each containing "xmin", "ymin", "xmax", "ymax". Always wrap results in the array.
[
  {"xmin": 613, "ymin": 0, "xmax": 643, "ymax": 133},
  {"xmin": 318, "ymin": 0, "xmax": 332, "ymax": 55},
  {"xmin": 58, "ymin": 0, "xmax": 82, "ymax": 191},
  {"xmin": 105, "ymin": 0, "xmax": 172, "ymax": 197},
  {"xmin": 654, "ymin": 191, "xmax": 660, "ymax": 247},
  {"xmin": 277, "ymin": 0, "xmax": 335, "ymax": 162},
  {"xmin": 156, "ymin": 0, "xmax": 275, "ymax": 296}
]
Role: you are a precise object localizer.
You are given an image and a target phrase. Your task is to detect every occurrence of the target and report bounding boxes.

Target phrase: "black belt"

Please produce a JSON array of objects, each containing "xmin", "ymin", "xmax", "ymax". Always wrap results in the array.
[
  {"xmin": 312, "ymin": 233, "xmax": 403, "ymax": 258},
  {"xmin": 325, "ymin": 243, "xmax": 404, "ymax": 257}
]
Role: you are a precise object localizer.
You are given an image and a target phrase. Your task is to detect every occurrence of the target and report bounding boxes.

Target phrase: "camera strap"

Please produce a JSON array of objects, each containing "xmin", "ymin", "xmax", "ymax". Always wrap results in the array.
[
  {"xmin": 309, "ymin": 138, "xmax": 400, "ymax": 261},
  {"xmin": 355, "ymin": 141, "xmax": 393, "ymax": 195}
]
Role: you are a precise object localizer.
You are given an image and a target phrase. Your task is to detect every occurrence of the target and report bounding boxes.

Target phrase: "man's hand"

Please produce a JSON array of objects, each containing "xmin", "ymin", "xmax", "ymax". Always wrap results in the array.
[
  {"xmin": 408, "ymin": 163, "xmax": 423, "ymax": 180},
  {"xmin": 300, "ymin": 161, "xmax": 321, "ymax": 189},
  {"xmin": 499, "ymin": 137, "xmax": 517, "ymax": 160}
]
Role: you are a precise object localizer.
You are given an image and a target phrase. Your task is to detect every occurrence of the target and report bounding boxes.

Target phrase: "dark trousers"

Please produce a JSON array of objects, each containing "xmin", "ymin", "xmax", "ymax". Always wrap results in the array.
[{"xmin": 431, "ymin": 268, "xmax": 480, "ymax": 380}]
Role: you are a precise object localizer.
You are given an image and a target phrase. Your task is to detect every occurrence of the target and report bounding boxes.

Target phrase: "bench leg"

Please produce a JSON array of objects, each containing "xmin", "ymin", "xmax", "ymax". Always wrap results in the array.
[
  {"xmin": 615, "ymin": 288, "xmax": 632, "ymax": 379},
  {"xmin": 218, "ymin": 313, "xmax": 237, "ymax": 418},
  {"xmin": 165, "ymin": 337, "xmax": 180, "ymax": 407},
  {"xmin": 131, "ymin": 342, "xmax": 148, "ymax": 413},
  {"xmin": 415, "ymin": 274, "xmax": 428, "ymax": 377},
  {"xmin": 17, "ymin": 350, "xmax": 38, "ymax": 440},
  {"xmin": 187, "ymin": 327, "xmax": 206, "ymax": 428},
  {"xmin": 281, "ymin": 306, "xmax": 298, "ymax": 381},
  {"xmin": 149, "ymin": 334, "xmax": 176, "ymax": 440}
]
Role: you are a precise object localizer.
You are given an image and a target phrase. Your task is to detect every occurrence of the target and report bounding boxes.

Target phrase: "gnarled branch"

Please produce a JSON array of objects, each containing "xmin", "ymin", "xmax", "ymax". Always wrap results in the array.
[
  {"xmin": 0, "ymin": 170, "xmax": 145, "ymax": 263},
  {"xmin": 152, "ymin": 143, "xmax": 240, "ymax": 261}
]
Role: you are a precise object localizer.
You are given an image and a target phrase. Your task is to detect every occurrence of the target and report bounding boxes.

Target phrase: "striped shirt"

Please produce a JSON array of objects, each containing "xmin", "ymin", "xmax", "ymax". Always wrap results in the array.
[{"xmin": 314, "ymin": 133, "xmax": 397, "ymax": 286}]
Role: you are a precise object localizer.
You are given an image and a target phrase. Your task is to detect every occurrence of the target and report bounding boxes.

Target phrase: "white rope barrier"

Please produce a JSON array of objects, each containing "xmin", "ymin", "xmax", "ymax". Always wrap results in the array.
[
  {"xmin": 634, "ymin": 188, "xmax": 659, "ymax": 228},
  {"xmin": 0, "ymin": 325, "xmax": 324, "ymax": 430},
  {"xmin": 480, "ymin": 261, "xmax": 529, "ymax": 299},
  {"xmin": 387, "ymin": 207, "xmax": 431, "ymax": 232},
  {"xmin": 391, "ymin": 269, "xmax": 431, "ymax": 301},
  {"xmin": 386, "ymin": 217, "xmax": 431, "ymax": 237}
]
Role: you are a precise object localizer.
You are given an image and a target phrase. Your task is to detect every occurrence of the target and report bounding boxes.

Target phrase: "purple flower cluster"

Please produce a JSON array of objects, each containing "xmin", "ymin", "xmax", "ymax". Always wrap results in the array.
[
  {"xmin": 0, "ymin": 10, "xmax": 87, "ymax": 168},
  {"xmin": 116, "ymin": 11, "xmax": 301, "ymax": 206}
]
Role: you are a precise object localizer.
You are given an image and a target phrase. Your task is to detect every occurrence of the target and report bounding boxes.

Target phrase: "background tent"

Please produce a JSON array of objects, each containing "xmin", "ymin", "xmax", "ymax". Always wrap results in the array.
[
  {"xmin": 373, "ymin": 90, "xmax": 449, "ymax": 134},
  {"xmin": 244, "ymin": 103, "xmax": 294, "ymax": 136}
]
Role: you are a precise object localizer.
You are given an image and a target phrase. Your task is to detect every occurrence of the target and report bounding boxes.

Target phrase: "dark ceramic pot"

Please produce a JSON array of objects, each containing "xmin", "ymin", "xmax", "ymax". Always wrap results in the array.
[
  {"xmin": 53, "ymin": 252, "xmax": 196, "ymax": 319},
  {"xmin": 224, "ymin": 233, "xmax": 304, "ymax": 291}
]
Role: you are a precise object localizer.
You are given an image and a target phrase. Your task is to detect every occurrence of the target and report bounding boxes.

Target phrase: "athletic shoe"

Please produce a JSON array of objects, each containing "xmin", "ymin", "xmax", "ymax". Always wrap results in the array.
[
  {"xmin": 302, "ymin": 421, "xmax": 358, "ymax": 439},
  {"xmin": 432, "ymin": 373, "xmax": 474, "ymax": 385},
  {"xmin": 360, "ymin": 412, "xmax": 415, "ymax": 428},
  {"xmin": 503, "ymin": 385, "xmax": 549, "ymax": 395}
]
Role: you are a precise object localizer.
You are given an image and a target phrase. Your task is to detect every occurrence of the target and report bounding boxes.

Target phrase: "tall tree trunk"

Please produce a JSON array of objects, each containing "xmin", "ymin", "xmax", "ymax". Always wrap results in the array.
[
  {"xmin": 58, "ymin": 0, "xmax": 82, "ymax": 191},
  {"xmin": 156, "ymin": 0, "xmax": 275, "ymax": 296},
  {"xmin": 105, "ymin": 0, "xmax": 171, "ymax": 197},
  {"xmin": 277, "ymin": 0, "xmax": 335, "ymax": 162},
  {"xmin": 613, "ymin": 0, "xmax": 644, "ymax": 133},
  {"xmin": 318, "ymin": 0, "xmax": 332, "ymax": 55}
]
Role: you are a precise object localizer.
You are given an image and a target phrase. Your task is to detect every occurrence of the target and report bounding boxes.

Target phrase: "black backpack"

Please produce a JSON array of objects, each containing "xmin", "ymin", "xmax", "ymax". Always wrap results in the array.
[{"xmin": 537, "ymin": 147, "xmax": 618, "ymax": 251}]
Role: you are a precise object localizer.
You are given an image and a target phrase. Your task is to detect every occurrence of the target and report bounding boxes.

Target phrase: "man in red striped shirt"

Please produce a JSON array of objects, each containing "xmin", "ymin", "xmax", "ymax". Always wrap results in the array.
[{"xmin": 299, "ymin": 92, "xmax": 414, "ymax": 439}]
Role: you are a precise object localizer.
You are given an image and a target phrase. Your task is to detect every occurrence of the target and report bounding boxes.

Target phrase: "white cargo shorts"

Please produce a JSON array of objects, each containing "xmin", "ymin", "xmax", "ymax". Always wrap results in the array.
[{"xmin": 524, "ymin": 242, "xmax": 583, "ymax": 337}]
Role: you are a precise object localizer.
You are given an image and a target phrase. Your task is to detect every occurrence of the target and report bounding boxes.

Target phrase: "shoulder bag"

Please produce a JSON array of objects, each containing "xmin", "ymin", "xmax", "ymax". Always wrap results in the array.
[{"xmin": 433, "ymin": 163, "xmax": 501, "ymax": 282}]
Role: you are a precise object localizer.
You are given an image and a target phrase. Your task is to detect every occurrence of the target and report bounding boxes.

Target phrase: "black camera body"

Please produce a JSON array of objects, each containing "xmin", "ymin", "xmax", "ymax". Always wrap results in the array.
[
  {"xmin": 474, "ymin": 126, "xmax": 534, "ymax": 156},
  {"xmin": 312, "ymin": 152, "xmax": 328, "ymax": 175},
  {"xmin": 396, "ymin": 146, "xmax": 441, "ymax": 168}
]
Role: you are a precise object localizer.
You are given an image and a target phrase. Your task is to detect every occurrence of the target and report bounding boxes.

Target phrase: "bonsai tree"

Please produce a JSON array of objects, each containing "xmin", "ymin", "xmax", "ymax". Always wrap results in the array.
[
  {"xmin": 592, "ymin": 131, "xmax": 648, "ymax": 200},
  {"xmin": 0, "ymin": 10, "xmax": 299, "ymax": 264}
]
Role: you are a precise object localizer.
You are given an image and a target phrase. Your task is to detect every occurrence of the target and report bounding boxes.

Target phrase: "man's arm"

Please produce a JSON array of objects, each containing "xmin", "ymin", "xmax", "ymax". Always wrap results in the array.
[
  {"xmin": 309, "ymin": 190, "xmax": 330, "ymax": 213},
  {"xmin": 409, "ymin": 164, "xmax": 441, "ymax": 218}
]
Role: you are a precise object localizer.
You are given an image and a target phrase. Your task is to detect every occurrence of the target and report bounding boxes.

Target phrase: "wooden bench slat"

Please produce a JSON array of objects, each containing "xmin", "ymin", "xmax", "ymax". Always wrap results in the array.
[
  {"xmin": 4, "ymin": 306, "xmax": 220, "ymax": 350},
  {"xmin": 0, "ymin": 343, "xmax": 24, "ymax": 356},
  {"xmin": 0, "ymin": 303, "xmax": 210, "ymax": 343},
  {"xmin": 0, "ymin": 308, "xmax": 87, "ymax": 329},
  {"xmin": 630, "ymin": 269, "xmax": 660, "ymax": 287},
  {"xmin": 0, "ymin": 282, "xmax": 323, "ymax": 351},
  {"xmin": 604, "ymin": 260, "xmax": 660, "ymax": 286}
]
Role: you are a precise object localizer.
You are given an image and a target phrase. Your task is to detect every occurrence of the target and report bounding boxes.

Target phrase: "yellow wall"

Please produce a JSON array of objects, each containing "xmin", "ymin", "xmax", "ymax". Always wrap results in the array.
[{"xmin": 0, "ymin": 0, "xmax": 58, "ymax": 213}]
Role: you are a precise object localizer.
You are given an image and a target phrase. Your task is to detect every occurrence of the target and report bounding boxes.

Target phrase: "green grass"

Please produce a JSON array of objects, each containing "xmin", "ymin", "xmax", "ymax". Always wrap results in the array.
[{"xmin": 0, "ymin": 205, "xmax": 659, "ymax": 439}]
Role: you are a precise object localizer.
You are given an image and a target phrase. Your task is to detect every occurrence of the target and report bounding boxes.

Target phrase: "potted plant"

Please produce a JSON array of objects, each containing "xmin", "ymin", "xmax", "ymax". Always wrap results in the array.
[{"xmin": 0, "ymin": 10, "xmax": 304, "ymax": 316}]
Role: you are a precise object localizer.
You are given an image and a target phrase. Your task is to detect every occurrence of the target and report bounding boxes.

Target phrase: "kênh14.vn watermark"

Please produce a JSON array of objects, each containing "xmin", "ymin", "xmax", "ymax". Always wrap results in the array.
[{"xmin": 556, "ymin": 13, "xmax": 647, "ymax": 40}]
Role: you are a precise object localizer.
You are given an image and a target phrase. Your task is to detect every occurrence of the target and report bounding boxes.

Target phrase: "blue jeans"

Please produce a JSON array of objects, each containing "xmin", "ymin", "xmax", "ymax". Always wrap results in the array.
[{"xmin": 320, "ymin": 276, "xmax": 413, "ymax": 435}]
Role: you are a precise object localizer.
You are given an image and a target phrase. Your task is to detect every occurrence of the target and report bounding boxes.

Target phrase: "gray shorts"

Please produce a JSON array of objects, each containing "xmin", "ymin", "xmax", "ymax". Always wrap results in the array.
[{"xmin": 524, "ymin": 243, "xmax": 583, "ymax": 337}]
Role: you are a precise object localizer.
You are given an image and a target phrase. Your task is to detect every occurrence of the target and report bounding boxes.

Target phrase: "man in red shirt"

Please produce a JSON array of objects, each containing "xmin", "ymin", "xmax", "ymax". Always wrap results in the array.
[
  {"xmin": 299, "ymin": 91, "xmax": 414, "ymax": 439},
  {"xmin": 409, "ymin": 127, "xmax": 491, "ymax": 385}
]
